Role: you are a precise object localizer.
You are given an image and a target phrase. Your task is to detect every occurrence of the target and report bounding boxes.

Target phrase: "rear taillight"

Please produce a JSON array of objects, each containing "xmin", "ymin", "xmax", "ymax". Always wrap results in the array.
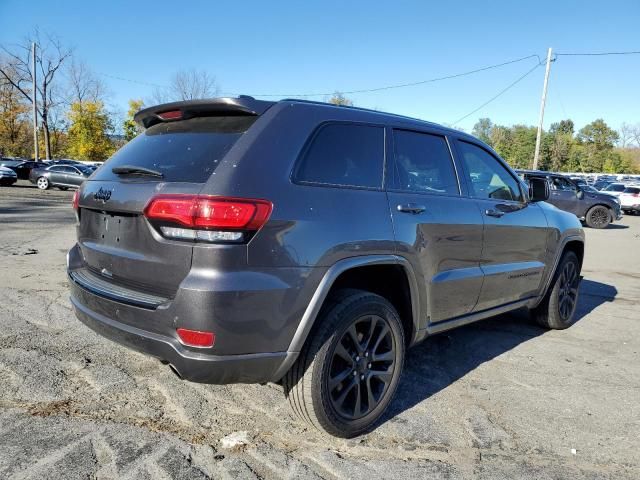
[
  {"xmin": 144, "ymin": 195, "xmax": 272, "ymax": 243},
  {"xmin": 176, "ymin": 328, "xmax": 215, "ymax": 348},
  {"xmin": 72, "ymin": 190, "xmax": 79, "ymax": 211}
]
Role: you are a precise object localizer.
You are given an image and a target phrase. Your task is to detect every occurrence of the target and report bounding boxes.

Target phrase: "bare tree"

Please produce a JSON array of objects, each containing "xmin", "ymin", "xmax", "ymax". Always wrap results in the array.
[
  {"xmin": 0, "ymin": 29, "xmax": 71, "ymax": 159},
  {"xmin": 65, "ymin": 58, "xmax": 107, "ymax": 104},
  {"xmin": 149, "ymin": 68, "xmax": 219, "ymax": 104},
  {"xmin": 327, "ymin": 91, "xmax": 354, "ymax": 106}
]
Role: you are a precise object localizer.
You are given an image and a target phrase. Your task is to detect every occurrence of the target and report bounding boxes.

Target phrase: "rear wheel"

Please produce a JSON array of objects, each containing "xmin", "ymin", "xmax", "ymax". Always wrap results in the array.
[
  {"xmin": 36, "ymin": 177, "xmax": 50, "ymax": 190},
  {"xmin": 585, "ymin": 205, "xmax": 611, "ymax": 229},
  {"xmin": 533, "ymin": 251, "xmax": 581, "ymax": 329},
  {"xmin": 284, "ymin": 289, "xmax": 405, "ymax": 437}
]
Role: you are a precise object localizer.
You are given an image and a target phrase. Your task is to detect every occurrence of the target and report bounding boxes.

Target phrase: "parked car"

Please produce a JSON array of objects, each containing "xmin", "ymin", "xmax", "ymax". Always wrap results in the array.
[
  {"xmin": 593, "ymin": 180, "xmax": 614, "ymax": 191},
  {"xmin": 0, "ymin": 166, "xmax": 18, "ymax": 186},
  {"xmin": 1, "ymin": 160, "xmax": 50, "ymax": 180},
  {"xmin": 68, "ymin": 96, "xmax": 585, "ymax": 437},
  {"xmin": 600, "ymin": 182, "xmax": 627, "ymax": 197},
  {"xmin": 29, "ymin": 164, "xmax": 93, "ymax": 190},
  {"xmin": 517, "ymin": 170, "xmax": 621, "ymax": 228},
  {"xmin": 620, "ymin": 186, "xmax": 640, "ymax": 215}
]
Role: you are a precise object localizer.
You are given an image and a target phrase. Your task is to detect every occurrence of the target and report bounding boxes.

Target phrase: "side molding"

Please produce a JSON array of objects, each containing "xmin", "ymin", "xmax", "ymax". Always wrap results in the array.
[{"xmin": 270, "ymin": 254, "xmax": 421, "ymax": 381}]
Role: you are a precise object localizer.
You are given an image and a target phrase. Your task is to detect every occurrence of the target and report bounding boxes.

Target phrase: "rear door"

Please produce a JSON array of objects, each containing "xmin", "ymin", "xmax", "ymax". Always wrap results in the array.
[
  {"xmin": 453, "ymin": 140, "xmax": 549, "ymax": 311},
  {"xmin": 387, "ymin": 128, "xmax": 484, "ymax": 323},
  {"xmin": 48, "ymin": 166, "xmax": 68, "ymax": 184},
  {"xmin": 76, "ymin": 115, "xmax": 257, "ymax": 296}
]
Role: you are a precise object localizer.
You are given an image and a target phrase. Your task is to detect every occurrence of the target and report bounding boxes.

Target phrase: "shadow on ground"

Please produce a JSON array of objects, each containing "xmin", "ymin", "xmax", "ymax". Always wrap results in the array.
[{"xmin": 382, "ymin": 278, "xmax": 617, "ymax": 426}]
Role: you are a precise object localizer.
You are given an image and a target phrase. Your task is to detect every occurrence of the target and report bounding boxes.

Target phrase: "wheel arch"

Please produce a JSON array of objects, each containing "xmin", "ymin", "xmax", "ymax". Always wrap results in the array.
[{"xmin": 271, "ymin": 255, "xmax": 421, "ymax": 381}]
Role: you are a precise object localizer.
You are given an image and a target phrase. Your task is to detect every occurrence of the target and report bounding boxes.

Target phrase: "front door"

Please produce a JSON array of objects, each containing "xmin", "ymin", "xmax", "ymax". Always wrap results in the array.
[
  {"xmin": 453, "ymin": 140, "xmax": 549, "ymax": 311},
  {"xmin": 387, "ymin": 128, "xmax": 484, "ymax": 323},
  {"xmin": 548, "ymin": 176, "xmax": 580, "ymax": 216}
]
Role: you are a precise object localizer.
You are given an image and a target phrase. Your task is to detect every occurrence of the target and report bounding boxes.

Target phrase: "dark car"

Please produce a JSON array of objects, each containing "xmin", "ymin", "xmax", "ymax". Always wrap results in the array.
[
  {"xmin": 68, "ymin": 97, "xmax": 585, "ymax": 437},
  {"xmin": 0, "ymin": 160, "xmax": 50, "ymax": 180},
  {"xmin": 0, "ymin": 166, "xmax": 18, "ymax": 186},
  {"xmin": 29, "ymin": 164, "xmax": 93, "ymax": 190},
  {"xmin": 517, "ymin": 170, "xmax": 621, "ymax": 229}
]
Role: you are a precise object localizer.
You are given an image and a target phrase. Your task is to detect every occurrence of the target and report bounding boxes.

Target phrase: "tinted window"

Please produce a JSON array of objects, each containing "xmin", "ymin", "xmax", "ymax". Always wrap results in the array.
[
  {"xmin": 551, "ymin": 176, "xmax": 576, "ymax": 191},
  {"xmin": 48, "ymin": 166, "xmax": 66, "ymax": 172},
  {"xmin": 456, "ymin": 141, "xmax": 523, "ymax": 202},
  {"xmin": 296, "ymin": 123, "xmax": 384, "ymax": 188},
  {"xmin": 624, "ymin": 187, "xmax": 640, "ymax": 194},
  {"xmin": 604, "ymin": 184, "xmax": 626, "ymax": 192},
  {"xmin": 392, "ymin": 130, "xmax": 458, "ymax": 195},
  {"xmin": 92, "ymin": 116, "xmax": 256, "ymax": 183}
]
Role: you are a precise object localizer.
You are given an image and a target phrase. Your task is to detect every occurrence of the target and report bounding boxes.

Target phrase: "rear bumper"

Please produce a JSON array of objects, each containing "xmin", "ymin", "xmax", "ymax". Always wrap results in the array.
[
  {"xmin": 66, "ymin": 243, "xmax": 320, "ymax": 383},
  {"xmin": 70, "ymin": 291, "xmax": 288, "ymax": 384}
]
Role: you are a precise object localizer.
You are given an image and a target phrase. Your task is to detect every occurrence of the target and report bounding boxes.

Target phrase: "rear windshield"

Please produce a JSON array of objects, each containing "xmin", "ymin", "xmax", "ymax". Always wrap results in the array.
[{"xmin": 92, "ymin": 116, "xmax": 256, "ymax": 183}]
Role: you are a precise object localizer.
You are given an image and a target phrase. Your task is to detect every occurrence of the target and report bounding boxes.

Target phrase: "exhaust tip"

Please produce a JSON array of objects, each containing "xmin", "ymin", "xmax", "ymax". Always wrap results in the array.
[{"xmin": 168, "ymin": 364, "xmax": 183, "ymax": 379}]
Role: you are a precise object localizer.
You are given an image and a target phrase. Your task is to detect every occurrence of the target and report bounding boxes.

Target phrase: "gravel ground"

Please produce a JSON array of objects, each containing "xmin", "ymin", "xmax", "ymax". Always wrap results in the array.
[{"xmin": 0, "ymin": 181, "xmax": 639, "ymax": 479}]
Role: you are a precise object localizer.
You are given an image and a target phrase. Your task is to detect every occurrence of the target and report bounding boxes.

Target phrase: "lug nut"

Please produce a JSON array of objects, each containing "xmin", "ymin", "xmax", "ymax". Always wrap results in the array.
[
  {"xmin": 368, "ymin": 363, "xmax": 372, "ymax": 369},
  {"xmin": 353, "ymin": 371, "xmax": 357, "ymax": 376},
  {"xmin": 355, "ymin": 356, "xmax": 360, "ymax": 362},
  {"xmin": 364, "ymin": 351, "xmax": 369, "ymax": 357},
  {"xmin": 360, "ymin": 374, "xmax": 365, "ymax": 380}
]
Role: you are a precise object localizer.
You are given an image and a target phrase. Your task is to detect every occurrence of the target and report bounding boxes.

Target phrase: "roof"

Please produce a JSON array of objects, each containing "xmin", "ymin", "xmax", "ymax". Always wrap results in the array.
[{"xmin": 133, "ymin": 96, "xmax": 473, "ymax": 140}]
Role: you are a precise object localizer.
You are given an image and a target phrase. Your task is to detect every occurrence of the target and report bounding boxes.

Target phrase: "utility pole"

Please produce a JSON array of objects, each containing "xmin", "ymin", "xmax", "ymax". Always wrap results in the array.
[
  {"xmin": 32, "ymin": 42, "xmax": 39, "ymax": 162},
  {"xmin": 532, "ymin": 47, "xmax": 553, "ymax": 170}
]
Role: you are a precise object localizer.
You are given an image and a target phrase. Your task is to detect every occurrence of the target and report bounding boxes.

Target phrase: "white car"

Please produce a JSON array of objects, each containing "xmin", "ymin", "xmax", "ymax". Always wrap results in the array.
[
  {"xmin": 0, "ymin": 166, "xmax": 17, "ymax": 186},
  {"xmin": 600, "ymin": 183, "xmax": 627, "ymax": 197},
  {"xmin": 620, "ymin": 186, "xmax": 640, "ymax": 215}
]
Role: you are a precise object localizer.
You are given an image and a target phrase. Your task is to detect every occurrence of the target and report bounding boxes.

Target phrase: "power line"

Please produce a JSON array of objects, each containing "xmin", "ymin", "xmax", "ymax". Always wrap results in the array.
[
  {"xmin": 555, "ymin": 51, "xmax": 640, "ymax": 56},
  {"xmin": 451, "ymin": 62, "xmax": 542, "ymax": 126},
  {"xmin": 244, "ymin": 54, "xmax": 542, "ymax": 97},
  {"xmin": 97, "ymin": 54, "xmax": 542, "ymax": 98}
]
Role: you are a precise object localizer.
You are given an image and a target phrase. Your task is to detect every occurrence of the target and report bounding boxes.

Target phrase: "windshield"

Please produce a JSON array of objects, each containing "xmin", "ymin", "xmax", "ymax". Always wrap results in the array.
[{"xmin": 92, "ymin": 116, "xmax": 256, "ymax": 183}]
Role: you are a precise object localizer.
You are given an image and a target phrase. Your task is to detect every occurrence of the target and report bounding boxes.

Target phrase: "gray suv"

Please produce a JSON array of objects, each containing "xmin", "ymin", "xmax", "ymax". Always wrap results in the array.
[
  {"xmin": 517, "ymin": 170, "xmax": 622, "ymax": 229},
  {"xmin": 68, "ymin": 97, "xmax": 585, "ymax": 437}
]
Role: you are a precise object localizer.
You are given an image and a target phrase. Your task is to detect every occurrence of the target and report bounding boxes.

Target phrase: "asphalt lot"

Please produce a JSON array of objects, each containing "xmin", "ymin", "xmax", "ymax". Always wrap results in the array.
[{"xmin": 0, "ymin": 180, "xmax": 638, "ymax": 479}]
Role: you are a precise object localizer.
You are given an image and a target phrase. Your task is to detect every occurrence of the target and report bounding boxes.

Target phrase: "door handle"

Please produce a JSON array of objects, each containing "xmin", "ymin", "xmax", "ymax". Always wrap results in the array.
[
  {"xmin": 485, "ymin": 208, "xmax": 505, "ymax": 218},
  {"xmin": 397, "ymin": 203, "xmax": 426, "ymax": 214}
]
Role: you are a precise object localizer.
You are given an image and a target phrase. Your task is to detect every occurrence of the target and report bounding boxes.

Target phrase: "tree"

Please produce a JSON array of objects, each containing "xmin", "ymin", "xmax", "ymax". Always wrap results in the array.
[
  {"xmin": 65, "ymin": 58, "xmax": 107, "ymax": 104},
  {"xmin": 472, "ymin": 118, "xmax": 493, "ymax": 144},
  {"xmin": 0, "ymin": 73, "xmax": 31, "ymax": 157},
  {"xmin": 328, "ymin": 92, "xmax": 353, "ymax": 106},
  {"xmin": 549, "ymin": 119, "xmax": 574, "ymax": 136},
  {"xmin": 150, "ymin": 68, "xmax": 219, "ymax": 104},
  {"xmin": 0, "ymin": 29, "xmax": 72, "ymax": 159},
  {"xmin": 577, "ymin": 119, "xmax": 620, "ymax": 172},
  {"xmin": 123, "ymin": 99, "xmax": 144, "ymax": 142},
  {"xmin": 66, "ymin": 101, "xmax": 115, "ymax": 161}
]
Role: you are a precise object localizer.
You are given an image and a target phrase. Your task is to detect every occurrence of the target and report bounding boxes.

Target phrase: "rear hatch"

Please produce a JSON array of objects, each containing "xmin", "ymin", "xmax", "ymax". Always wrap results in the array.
[{"xmin": 75, "ymin": 99, "xmax": 271, "ymax": 298}]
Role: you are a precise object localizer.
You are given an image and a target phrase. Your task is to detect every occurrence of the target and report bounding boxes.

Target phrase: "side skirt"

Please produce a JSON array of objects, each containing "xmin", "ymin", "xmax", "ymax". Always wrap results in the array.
[{"xmin": 424, "ymin": 296, "xmax": 538, "ymax": 336}]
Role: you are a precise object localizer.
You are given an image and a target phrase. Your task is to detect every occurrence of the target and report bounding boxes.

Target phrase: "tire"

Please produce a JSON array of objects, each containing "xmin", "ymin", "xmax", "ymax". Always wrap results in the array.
[
  {"xmin": 585, "ymin": 205, "xmax": 611, "ymax": 229},
  {"xmin": 532, "ymin": 251, "xmax": 581, "ymax": 330},
  {"xmin": 284, "ymin": 289, "xmax": 405, "ymax": 438},
  {"xmin": 36, "ymin": 177, "xmax": 50, "ymax": 190}
]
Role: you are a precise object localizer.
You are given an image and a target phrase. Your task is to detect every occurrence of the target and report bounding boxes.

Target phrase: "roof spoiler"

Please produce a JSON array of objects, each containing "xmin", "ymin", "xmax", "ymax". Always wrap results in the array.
[{"xmin": 134, "ymin": 96, "xmax": 275, "ymax": 128}]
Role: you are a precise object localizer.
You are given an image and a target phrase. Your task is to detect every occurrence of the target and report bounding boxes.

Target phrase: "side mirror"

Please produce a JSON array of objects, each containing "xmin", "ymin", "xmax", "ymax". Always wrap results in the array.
[
  {"xmin": 576, "ymin": 189, "xmax": 584, "ymax": 200},
  {"xmin": 528, "ymin": 177, "xmax": 549, "ymax": 202}
]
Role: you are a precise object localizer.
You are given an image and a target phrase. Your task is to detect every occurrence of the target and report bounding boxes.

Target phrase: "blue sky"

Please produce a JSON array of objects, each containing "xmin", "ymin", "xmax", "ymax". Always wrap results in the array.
[{"xmin": 1, "ymin": 0, "xmax": 639, "ymax": 133}]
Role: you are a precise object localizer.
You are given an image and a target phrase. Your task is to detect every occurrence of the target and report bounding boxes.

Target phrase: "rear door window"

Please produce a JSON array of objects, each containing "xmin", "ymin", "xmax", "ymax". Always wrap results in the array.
[
  {"xmin": 92, "ymin": 116, "xmax": 256, "ymax": 183},
  {"xmin": 294, "ymin": 123, "xmax": 384, "ymax": 189},
  {"xmin": 456, "ymin": 140, "xmax": 524, "ymax": 202},
  {"xmin": 391, "ymin": 130, "xmax": 459, "ymax": 195}
]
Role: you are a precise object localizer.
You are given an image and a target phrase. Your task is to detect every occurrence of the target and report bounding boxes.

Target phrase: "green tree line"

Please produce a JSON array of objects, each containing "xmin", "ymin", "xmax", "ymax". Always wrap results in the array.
[{"xmin": 471, "ymin": 118, "xmax": 640, "ymax": 173}]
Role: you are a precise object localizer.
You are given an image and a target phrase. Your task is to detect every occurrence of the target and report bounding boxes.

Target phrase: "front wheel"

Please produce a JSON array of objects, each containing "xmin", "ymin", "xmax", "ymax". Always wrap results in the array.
[
  {"xmin": 284, "ymin": 289, "xmax": 405, "ymax": 437},
  {"xmin": 36, "ymin": 177, "xmax": 50, "ymax": 190},
  {"xmin": 533, "ymin": 251, "xmax": 581, "ymax": 329},
  {"xmin": 585, "ymin": 205, "xmax": 611, "ymax": 229}
]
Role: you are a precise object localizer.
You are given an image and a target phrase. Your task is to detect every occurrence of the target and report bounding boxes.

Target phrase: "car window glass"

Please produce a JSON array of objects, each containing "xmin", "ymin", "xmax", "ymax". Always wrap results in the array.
[
  {"xmin": 456, "ymin": 141, "xmax": 523, "ymax": 202},
  {"xmin": 392, "ymin": 130, "xmax": 459, "ymax": 195},
  {"xmin": 551, "ymin": 177, "xmax": 576, "ymax": 191},
  {"xmin": 49, "ymin": 166, "xmax": 64, "ymax": 172},
  {"xmin": 295, "ymin": 123, "xmax": 384, "ymax": 188}
]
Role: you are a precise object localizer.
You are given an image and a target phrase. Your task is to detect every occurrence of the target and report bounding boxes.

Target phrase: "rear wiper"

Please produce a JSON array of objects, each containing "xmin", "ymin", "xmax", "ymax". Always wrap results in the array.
[{"xmin": 112, "ymin": 165, "xmax": 164, "ymax": 178}]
